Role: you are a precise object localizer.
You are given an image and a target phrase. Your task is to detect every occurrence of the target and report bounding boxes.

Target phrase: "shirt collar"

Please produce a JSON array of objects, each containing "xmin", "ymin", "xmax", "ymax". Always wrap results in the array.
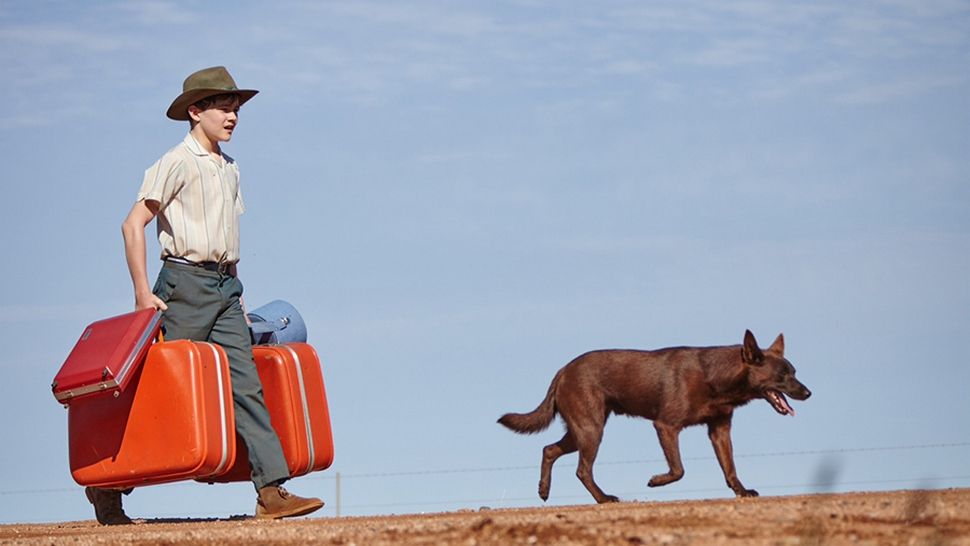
[
  {"xmin": 183, "ymin": 133, "xmax": 234, "ymax": 165},
  {"xmin": 183, "ymin": 133, "xmax": 209, "ymax": 157},
  {"xmin": 183, "ymin": 133, "xmax": 220, "ymax": 158}
]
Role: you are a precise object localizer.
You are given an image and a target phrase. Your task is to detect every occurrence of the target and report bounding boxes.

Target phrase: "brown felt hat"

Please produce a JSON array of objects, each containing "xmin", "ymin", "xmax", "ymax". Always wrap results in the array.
[{"xmin": 166, "ymin": 66, "xmax": 258, "ymax": 121}]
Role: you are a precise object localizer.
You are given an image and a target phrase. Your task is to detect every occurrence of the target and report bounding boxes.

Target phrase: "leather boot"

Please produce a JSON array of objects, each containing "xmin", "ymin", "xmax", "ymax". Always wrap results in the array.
[
  {"xmin": 84, "ymin": 487, "xmax": 133, "ymax": 525},
  {"xmin": 255, "ymin": 485, "xmax": 324, "ymax": 519}
]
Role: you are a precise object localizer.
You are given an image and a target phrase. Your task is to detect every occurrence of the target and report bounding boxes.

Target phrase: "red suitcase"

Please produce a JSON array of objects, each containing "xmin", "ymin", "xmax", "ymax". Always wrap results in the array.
[
  {"xmin": 52, "ymin": 309, "xmax": 163, "ymax": 404},
  {"xmin": 68, "ymin": 340, "xmax": 237, "ymax": 489},
  {"xmin": 207, "ymin": 343, "xmax": 334, "ymax": 483}
]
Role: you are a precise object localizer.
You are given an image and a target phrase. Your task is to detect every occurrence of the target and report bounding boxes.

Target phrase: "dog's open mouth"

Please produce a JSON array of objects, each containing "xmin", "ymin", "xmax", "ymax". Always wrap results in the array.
[{"xmin": 765, "ymin": 389, "xmax": 794, "ymax": 416}]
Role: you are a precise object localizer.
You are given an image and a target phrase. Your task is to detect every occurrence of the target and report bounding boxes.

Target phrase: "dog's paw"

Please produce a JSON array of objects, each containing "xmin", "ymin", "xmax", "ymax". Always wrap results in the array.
[
  {"xmin": 736, "ymin": 488, "xmax": 759, "ymax": 498},
  {"xmin": 648, "ymin": 470, "xmax": 685, "ymax": 488},
  {"xmin": 597, "ymin": 495, "xmax": 621, "ymax": 504}
]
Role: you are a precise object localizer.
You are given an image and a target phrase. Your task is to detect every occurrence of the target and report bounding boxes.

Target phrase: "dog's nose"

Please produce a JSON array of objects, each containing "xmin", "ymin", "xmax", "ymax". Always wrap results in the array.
[{"xmin": 802, "ymin": 387, "xmax": 812, "ymax": 399}]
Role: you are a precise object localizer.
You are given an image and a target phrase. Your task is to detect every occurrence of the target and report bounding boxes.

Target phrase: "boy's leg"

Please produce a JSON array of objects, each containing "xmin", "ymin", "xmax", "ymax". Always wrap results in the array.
[
  {"xmin": 156, "ymin": 263, "xmax": 289, "ymax": 485},
  {"xmin": 212, "ymin": 275, "xmax": 324, "ymax": 518},
  {"xmin": 153, "ymin": 264, "xmax": 321, "ymax": 517},
  {"xmin": 207, "ymin": 279, "xmax": 290, "ymax": 489}
]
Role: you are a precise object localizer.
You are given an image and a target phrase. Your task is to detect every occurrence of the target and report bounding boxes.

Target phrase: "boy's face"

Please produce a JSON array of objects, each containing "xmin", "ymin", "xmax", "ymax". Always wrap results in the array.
[{"xmin": 189, "ymin": 95, "xmax": 241, "ymax": 144}]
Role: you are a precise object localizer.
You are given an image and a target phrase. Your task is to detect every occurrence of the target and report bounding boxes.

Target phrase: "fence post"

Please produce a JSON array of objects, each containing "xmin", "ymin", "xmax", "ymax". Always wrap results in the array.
[{"xmin": 335, "ymin": 471, "xmax": 341, "ymax": 517}]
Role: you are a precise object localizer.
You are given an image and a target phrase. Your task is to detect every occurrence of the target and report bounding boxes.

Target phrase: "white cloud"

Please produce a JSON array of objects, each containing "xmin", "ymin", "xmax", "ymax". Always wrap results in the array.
[
  {"xmin": 1, "ymin": 0, "xmax": 968, "ymax": 124},
  {"xmin": 0, "ymin": 25, "xmax": 123, "ymax": 52},
  {"xmin": 0, "ymin": 23, "xmax": 119, "ymax": 126},
  {"xmin": 591, "ymin": 0, "xmax": 969, "ymax": 105},
  {"xmin": 835, "ymin": 75, "xmax": 966, "ymax": 105},
  {"xmin": 688, "ymin": 37, "xmax": 774, "ymax": 67},
  {"xmin": 114, "ymin": 0, "xmax": 194, "ymax": 25},
  {"xmin": 317, "ymin": 1, "xmax": 499, "ymax": 36},
  {"xmin": 280, "ymin": 0, "xmax": 500, "ymax": 39},
  {"xmin": 602, "ymin": 59, "xmax": 653, "ymax": 76},
  {"xmin": 0, "ymin": 113, "xmax": 52, "ymax": 131},
  {"xmin": 749, "ymin": 65, "xmax": 853, "ymax": 100}
]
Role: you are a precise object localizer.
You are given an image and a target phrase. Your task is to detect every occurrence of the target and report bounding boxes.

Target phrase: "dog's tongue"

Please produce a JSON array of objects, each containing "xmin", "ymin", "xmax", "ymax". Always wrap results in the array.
[
  {"xmin": 768, "ymin": 390, "xmax": 795, "ymax": 416},
  {"xmin": 781, "ymin": 395, "xmax": 794, "ymax": 417}
]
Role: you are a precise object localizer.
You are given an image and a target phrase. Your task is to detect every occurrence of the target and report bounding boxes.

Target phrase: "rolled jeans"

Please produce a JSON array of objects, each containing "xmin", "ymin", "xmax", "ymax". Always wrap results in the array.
[{"xmin": 153, "ymin": 261, "xmax": 290, "ymax": 489}]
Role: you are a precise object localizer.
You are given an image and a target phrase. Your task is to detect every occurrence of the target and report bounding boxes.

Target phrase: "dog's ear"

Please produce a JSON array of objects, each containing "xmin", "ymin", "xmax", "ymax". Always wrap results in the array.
[
  {"xmin": 742, "ymin": 330, "xmax": 764, "ymax": 364},
  {"xmin": 767, "ymin": 333, "xmax": 785, "ymax": 356}
]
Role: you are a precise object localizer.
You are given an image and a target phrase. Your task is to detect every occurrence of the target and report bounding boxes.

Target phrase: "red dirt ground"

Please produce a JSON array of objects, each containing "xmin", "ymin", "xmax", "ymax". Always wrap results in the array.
[{"xmin": 2, "ymin": 488, "xmax": 967, "ymax": 545}]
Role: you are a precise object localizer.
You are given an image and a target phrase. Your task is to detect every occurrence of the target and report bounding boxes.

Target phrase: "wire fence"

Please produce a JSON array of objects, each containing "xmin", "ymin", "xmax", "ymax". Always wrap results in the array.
[
  {"xmin": 303, "ymin": 441, "xmax": 970, "ymax": 481},
  {"xmin": 5, "ymin": 441, "xmax": 967, "ymax": 503},
  {"xmin": 337, "ymin": 475, "xmax": 970, "ymax": 511},
  {"xmin": 318, "ymin": 441, "xmax": 970, "ymax": 512}
]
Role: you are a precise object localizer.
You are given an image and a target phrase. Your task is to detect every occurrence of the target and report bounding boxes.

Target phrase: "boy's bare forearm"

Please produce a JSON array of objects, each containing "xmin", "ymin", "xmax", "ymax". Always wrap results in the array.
[{"xmin": 122, "ymin": 221, "xmax": 150, "ymax": 295}]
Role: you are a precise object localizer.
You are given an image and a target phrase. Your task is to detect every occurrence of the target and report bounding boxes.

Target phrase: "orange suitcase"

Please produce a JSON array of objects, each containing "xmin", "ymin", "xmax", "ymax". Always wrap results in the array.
[
  {"xmin": 207, "ymin": 343, "xmax": 334, "ymax": 483},
  {"xmin": 68, "ymin": 340, "xmax": 237, "ymax": 489}
]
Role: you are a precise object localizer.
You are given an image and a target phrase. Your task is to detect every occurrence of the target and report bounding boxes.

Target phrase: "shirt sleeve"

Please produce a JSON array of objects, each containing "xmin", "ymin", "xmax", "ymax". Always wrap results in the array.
[
  {"xmin": 235, "ymin": 184, "xmax": 246, "ymax": 215},
  {"xmin": 137, "ymin": 152, "xmax": 184, "ymax": 211},
  {"xmin": 234, "ymin": 165, "xmax": 246, "ymax": 215}
]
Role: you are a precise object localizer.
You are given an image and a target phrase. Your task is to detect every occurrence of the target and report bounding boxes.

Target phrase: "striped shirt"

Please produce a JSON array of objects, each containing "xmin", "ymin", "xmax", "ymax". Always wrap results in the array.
[{"xmin": 137, "ymin": 134, "xmax": 246, "ymax": 264}]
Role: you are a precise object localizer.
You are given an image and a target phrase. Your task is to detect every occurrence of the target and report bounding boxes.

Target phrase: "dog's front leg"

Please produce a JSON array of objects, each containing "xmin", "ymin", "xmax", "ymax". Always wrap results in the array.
[
  {"xmin": 648, "ymin": 422, "xmax": 685, "ymax": 488},
  {"xmin": 707, "ymin": 415, "xmax": 758, "ymax": 497}
]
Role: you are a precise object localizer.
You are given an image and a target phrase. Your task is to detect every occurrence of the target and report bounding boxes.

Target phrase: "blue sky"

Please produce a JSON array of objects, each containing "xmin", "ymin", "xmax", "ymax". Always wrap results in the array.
[{"xmin": 1, "ymin": 0, "xmax": 968, "ymax": 523}]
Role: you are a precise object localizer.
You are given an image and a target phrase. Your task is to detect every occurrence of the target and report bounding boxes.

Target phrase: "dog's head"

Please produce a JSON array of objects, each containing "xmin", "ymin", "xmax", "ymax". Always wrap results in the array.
[{"xmin": 742, "ymin": 330, "xmax": 811, "ymax": 416}]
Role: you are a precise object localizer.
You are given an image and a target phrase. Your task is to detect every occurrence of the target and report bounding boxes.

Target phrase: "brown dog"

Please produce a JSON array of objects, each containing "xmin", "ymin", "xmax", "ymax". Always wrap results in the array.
[{"xmin": 498, "ymin": 330, "xmax": 811, "ymax": 503}]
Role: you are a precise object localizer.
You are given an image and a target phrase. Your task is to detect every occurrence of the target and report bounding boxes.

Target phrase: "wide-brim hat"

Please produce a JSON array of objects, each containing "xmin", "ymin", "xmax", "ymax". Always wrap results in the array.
[{"xmin": 166, "ymin": 66, "xmax": 258, "ymax": 121}]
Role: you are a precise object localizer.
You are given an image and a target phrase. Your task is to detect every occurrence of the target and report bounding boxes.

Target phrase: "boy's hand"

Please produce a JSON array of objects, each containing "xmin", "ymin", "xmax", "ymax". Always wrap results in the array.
[{"xmin": 136, "ymin": 291, "xmax": 168, "ymax": 312}]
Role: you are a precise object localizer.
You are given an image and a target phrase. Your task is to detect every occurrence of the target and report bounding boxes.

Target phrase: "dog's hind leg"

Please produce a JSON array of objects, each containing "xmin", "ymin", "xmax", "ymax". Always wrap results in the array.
[
  {"xmin": 573, "ymin": 416, "xmax": 619, "ymax": 503},
  {"xmin": 648, "ymin": 422, "xmax": 686, "ymax": 488},
  {"xmin": 539, "ymin": 432, "xmax": 576, "ymax": 501},
  {"xmin": 556, "ymin": 385, "xmax": 617, "ymax": 503}
]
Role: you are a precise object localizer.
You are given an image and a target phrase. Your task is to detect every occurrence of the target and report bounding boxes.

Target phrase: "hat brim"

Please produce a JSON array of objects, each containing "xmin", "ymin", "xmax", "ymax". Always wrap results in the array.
[{"xmin": 166, "ymin": 88, "xmax": 258, "ymax": 121}]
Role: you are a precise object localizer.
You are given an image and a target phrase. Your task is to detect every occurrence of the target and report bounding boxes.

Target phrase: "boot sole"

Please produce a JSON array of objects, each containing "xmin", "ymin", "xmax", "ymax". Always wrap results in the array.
[{"xmin": 255, "ymin": 499, "xmax": 325, "ymax": 520}]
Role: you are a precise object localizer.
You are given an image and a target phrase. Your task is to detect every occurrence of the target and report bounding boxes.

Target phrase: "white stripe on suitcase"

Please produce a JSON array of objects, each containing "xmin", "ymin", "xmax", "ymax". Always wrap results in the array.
[
  {"xmin": 282, "ymin": 344, "xmax": 315, "ymax": 473},
  {"xmin": 203, "ymin": 342, "xmax": 232, "ymax": 476}
]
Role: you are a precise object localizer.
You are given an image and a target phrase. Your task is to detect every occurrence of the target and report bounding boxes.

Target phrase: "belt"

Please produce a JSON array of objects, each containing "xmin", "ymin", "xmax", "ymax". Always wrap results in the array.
[{"xmin": 164, "ymin": 256, "xmax": 235, "ymax": 276}]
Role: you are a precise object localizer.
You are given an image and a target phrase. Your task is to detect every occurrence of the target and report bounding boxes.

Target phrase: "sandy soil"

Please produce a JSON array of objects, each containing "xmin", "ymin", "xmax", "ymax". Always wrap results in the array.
[{"xmin": 2, "ymin": 488, "xmax": 967, "ymax": 545}]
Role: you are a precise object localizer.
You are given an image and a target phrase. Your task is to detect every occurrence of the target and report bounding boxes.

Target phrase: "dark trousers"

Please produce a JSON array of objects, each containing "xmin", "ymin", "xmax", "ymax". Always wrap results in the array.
[{"xmin": 153, "ymin": 261, "xmax": 290, "ymax": 489}]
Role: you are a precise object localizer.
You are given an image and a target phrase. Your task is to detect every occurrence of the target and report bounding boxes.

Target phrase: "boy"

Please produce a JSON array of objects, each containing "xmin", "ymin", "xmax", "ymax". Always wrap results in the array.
[{"xmin": 90, "ymin": 66, "xmax": 323, "ymax": 524}]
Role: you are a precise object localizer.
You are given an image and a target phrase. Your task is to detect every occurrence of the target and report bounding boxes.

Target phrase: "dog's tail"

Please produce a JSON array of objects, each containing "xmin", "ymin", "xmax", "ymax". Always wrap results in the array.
[{"xmin": 497, "ymin": 368, "xmax": 565, "ymax": 434}]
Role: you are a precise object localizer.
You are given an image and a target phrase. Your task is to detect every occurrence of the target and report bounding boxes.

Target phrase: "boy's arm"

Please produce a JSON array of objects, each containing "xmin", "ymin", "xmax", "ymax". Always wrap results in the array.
[{"xmin": 121, "ymin": 200, "xmax": 168, "ymax": 311}]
